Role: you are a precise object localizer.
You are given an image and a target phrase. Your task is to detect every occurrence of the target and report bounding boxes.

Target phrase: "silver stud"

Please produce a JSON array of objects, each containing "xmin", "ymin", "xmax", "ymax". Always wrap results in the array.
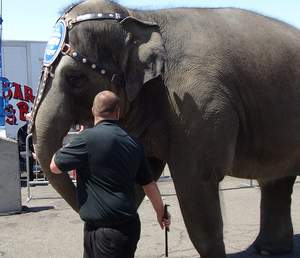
[
  {"xmin": 72, "ymin": 52, "xmax": 78, "ymax": 57},
  {"xmin": 100, "ymin": 69, "xmax": 106, "ymax": 75},
  {"xmin": 97, "ymin": 13, "xmax": 103, "ymax": 17},
  {"xmin": 82, "ymin": 58, "xmax": 87, "ymax": 63},
  {"xmin": 91, "ymin": 64, "xmax": 96, "ymax": 69}
]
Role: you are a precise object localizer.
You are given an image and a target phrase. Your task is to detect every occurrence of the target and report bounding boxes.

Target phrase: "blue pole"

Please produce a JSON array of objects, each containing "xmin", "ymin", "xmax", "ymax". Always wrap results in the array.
[
  {"xmin": 0, "ymin": 0, "xmax": 3, "ymax": 77},
  {"xmin": 0, "ymin": 0, "xmax": 4, "ymax": 126}
]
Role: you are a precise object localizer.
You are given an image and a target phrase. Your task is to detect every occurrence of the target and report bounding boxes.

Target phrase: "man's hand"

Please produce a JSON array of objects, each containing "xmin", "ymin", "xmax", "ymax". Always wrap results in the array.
[
  {"xmin": 157, "ymin": 210, "xmax": 171, "ymax": 230},
  {"xmin": 50, "ymin": 154, "xmax": 63, "ymax": 174}
]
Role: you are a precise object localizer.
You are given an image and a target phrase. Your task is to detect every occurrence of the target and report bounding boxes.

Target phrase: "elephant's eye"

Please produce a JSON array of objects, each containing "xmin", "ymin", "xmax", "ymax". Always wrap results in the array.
[
  {"xmin": 66, "ymin": 74, "xmax": 88, "ymax": 90},
  {"xmin": 67, "ymin": 75, "xmax": 83, "ymax": 85}
]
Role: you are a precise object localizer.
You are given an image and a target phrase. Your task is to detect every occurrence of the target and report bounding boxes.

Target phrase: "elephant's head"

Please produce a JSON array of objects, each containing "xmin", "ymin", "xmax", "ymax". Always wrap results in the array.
[{"xmin": 30, "ymin": 0, "xmax": 166, "ymax": 209}]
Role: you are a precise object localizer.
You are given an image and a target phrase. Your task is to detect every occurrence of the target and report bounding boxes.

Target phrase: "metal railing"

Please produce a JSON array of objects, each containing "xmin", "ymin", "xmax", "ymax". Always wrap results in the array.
[{"xmin": 25, "ymin": 134, "xmax": 47, "ymax": 201}]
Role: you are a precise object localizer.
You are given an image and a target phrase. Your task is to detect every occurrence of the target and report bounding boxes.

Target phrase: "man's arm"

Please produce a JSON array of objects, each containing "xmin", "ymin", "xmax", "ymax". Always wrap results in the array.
[
  {"xmin": 50, "ymin": 154, "xmax": 63, "ymax": 174},
  {"xmin": 143, "ymin": 181, "xmax": 170, "ymax": 229},
  {"xmin": 136, "ymin": 147, "xmax": 170, "ymax": 229},
  {"xmin": 49, "ymin": 134, "xmax": 88, "ymax": 175}
]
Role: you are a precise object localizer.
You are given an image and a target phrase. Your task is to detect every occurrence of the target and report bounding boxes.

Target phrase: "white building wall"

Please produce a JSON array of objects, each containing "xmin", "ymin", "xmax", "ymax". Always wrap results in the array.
[{"xmin": 1, "ymin": 40, "xmax": 46, "ymax": 139}]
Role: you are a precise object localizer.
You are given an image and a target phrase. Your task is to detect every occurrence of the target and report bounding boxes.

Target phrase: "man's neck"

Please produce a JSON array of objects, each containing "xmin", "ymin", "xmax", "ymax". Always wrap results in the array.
[{"xmin": 94, "ymin": 116, "xmax": 118, "ymax": 126}]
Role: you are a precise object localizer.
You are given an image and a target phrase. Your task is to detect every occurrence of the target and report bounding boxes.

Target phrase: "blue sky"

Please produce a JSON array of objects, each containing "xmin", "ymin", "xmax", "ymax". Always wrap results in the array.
[{"xmin": 3, "ymin": 0, "xmax": 300, "ymax": 41}]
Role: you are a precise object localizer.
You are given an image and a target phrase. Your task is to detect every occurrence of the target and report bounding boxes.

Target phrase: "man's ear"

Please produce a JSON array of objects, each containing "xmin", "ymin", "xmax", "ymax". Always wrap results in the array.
[{"xmin": 120, "ymin": 17, "xmax": 166, "ymax": 102}]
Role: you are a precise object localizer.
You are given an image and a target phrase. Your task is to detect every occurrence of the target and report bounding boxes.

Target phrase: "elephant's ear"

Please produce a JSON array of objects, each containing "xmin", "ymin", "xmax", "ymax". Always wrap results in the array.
[{"xmin": 120, "ymin": 16, "xmax": 166, "ymax": 101}]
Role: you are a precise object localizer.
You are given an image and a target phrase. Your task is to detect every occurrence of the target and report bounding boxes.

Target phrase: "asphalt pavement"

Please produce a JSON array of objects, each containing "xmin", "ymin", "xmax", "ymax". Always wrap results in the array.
[{"xmin": 0, "ymin": 176, "xmax": 299, "ymax": 258}]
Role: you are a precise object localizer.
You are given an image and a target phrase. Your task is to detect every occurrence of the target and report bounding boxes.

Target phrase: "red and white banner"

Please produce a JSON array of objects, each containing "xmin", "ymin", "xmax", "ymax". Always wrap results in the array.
[{"xmin": 3, "ymin": 81, "xmax": 35, "ymax": 139}]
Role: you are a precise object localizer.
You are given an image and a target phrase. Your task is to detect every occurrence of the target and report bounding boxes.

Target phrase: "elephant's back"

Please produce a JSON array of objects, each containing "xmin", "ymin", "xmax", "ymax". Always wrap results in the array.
[{"xmin": 158, "ymin": 7, "xmax": 300, "ymax": 64}]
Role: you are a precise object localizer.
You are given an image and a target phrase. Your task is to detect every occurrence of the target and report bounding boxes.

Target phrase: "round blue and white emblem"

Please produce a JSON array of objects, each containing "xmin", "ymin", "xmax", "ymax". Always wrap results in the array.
[{"xmin": 43, "ymin": 20, "xmax": 67, "ymax": 66}]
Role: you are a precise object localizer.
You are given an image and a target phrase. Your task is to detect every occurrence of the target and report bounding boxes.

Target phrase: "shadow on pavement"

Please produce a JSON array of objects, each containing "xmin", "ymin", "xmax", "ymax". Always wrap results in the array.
[
  {"xmin": 21, "ymin": 205, "xmax": 54, "ymax": 213},
  {"xmin": 228, "ymin": 234, "xmax": 300, "ymax": 258}
]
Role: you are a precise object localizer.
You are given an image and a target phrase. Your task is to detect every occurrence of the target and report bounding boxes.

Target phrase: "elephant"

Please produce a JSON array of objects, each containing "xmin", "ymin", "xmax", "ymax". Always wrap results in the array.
[{"xmin": 30, "ymin": 0, "xmax": 300, "ymax": 257}]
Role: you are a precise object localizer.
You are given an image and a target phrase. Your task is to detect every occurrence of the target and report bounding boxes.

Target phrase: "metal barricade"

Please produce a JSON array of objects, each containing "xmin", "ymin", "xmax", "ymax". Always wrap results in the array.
[{"xmin": 26, "ymin": 134, "xmax": 48, "ymax": 201}]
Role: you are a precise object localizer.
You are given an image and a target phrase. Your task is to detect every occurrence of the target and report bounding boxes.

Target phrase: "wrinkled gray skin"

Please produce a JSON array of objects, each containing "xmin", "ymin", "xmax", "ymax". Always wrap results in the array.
[{"xmin": 32, "ymin": 0, "xmax": 300, "ymax": 257}]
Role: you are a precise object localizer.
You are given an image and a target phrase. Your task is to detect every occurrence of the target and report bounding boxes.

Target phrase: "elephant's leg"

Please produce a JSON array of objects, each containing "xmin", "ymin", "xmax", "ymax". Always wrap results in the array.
[
  {"xmin": 173, "ymin": 176, "xmax": 226, "ymax": 258},
  {"xmin": 135, "ymin": 157, "xmax": 166, "ymax": 206},
  {"xmin": 254, "ymin": 176, "xmax": 296, "ymax": 255},
  {"xmin": 168, "ymin": 111, "xmax": 238, "ymax": 257}
]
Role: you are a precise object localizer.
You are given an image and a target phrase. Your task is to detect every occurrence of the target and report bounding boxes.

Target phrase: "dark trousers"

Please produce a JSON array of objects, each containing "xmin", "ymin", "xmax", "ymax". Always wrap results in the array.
[{"xmin": 83, "ymin": 215, "xmax": 141, "ymax": 258}]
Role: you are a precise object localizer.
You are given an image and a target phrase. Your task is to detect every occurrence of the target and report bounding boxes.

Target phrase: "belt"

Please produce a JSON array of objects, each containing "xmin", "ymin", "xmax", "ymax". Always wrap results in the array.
[{"xmin": 86, "ymin": 214, "xmax": 139, "ymax": 229}]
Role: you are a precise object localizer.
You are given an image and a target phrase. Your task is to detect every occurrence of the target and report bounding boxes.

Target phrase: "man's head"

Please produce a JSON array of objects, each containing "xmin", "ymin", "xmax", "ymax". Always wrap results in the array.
[{"xmin": 92, "ymin": 91, "xmax": 120, "ymax": 123}]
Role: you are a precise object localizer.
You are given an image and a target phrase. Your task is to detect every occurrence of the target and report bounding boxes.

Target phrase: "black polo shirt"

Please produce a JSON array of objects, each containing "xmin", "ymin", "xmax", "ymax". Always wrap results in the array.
[{"xmin": 54, "ymin": 120, "xmax": 153, "ymax": 223}]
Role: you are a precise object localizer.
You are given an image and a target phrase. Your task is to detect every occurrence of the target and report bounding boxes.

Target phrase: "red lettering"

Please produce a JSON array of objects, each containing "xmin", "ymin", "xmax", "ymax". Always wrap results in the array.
[
  {"xmin": 17, "ymin": 101, "xmax": 29, "ymax": 121},
  {"xmin": 24, "ymin": 85, "xmax": 35, "ymax": 103},
  {"xmin": 12, "ymin": 82, "xmax": 24, "ymax": 100}
]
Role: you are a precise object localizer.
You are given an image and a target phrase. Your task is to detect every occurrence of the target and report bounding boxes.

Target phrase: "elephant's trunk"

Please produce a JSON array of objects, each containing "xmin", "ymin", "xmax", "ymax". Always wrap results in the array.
[{"xmin": 32, "ymin": 77, "xmax": 78, "ymax": 212}]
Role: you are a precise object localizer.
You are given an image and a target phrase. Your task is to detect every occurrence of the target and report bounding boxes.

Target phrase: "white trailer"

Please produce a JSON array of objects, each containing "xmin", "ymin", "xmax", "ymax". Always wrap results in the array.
[{"xmin": 1, "ymin": 40, "xmax": 46, "ymax": 139}]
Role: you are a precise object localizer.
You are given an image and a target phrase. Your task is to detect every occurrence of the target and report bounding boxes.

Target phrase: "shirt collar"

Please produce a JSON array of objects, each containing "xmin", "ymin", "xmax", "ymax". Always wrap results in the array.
[{"xmin": 94, "ymin": 119, "xmax": 119, "ymax": 127}]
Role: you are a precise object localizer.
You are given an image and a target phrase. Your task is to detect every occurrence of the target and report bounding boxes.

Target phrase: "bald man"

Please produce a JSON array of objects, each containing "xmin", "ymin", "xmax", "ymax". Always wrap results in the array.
[{"xmin": 50, "ymin": 91, "xmax": 170, "ymax": 258}]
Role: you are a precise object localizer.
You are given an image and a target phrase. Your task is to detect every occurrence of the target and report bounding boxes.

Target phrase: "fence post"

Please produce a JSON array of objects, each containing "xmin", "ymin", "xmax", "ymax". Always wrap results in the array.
[{"xmin": 26, "ymin": 133, "xmax": 32, "ymax": 201}]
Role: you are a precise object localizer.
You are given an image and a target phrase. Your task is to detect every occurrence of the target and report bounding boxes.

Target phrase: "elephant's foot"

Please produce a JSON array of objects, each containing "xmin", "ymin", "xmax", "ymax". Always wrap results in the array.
[
  {"xmin": 255, "ymin": 176, "xmax": 296, "ymax": 256},
  {"xmin": 253, "ymin": 235, "xmax": 293, "ymax": 255},
  {"xmin": 200, "ymin": 249, "xmax": 226, "ymax": 258},
  {"xmin": 193, "ymin": 237, "xmax": 226, "ymax": 258}
]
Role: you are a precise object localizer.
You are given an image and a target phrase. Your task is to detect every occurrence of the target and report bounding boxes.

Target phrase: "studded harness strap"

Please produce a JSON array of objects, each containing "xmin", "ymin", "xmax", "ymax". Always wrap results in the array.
[{"xmin": 28, "ymin": 10, "xmax": 128, "ymax": 133}]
